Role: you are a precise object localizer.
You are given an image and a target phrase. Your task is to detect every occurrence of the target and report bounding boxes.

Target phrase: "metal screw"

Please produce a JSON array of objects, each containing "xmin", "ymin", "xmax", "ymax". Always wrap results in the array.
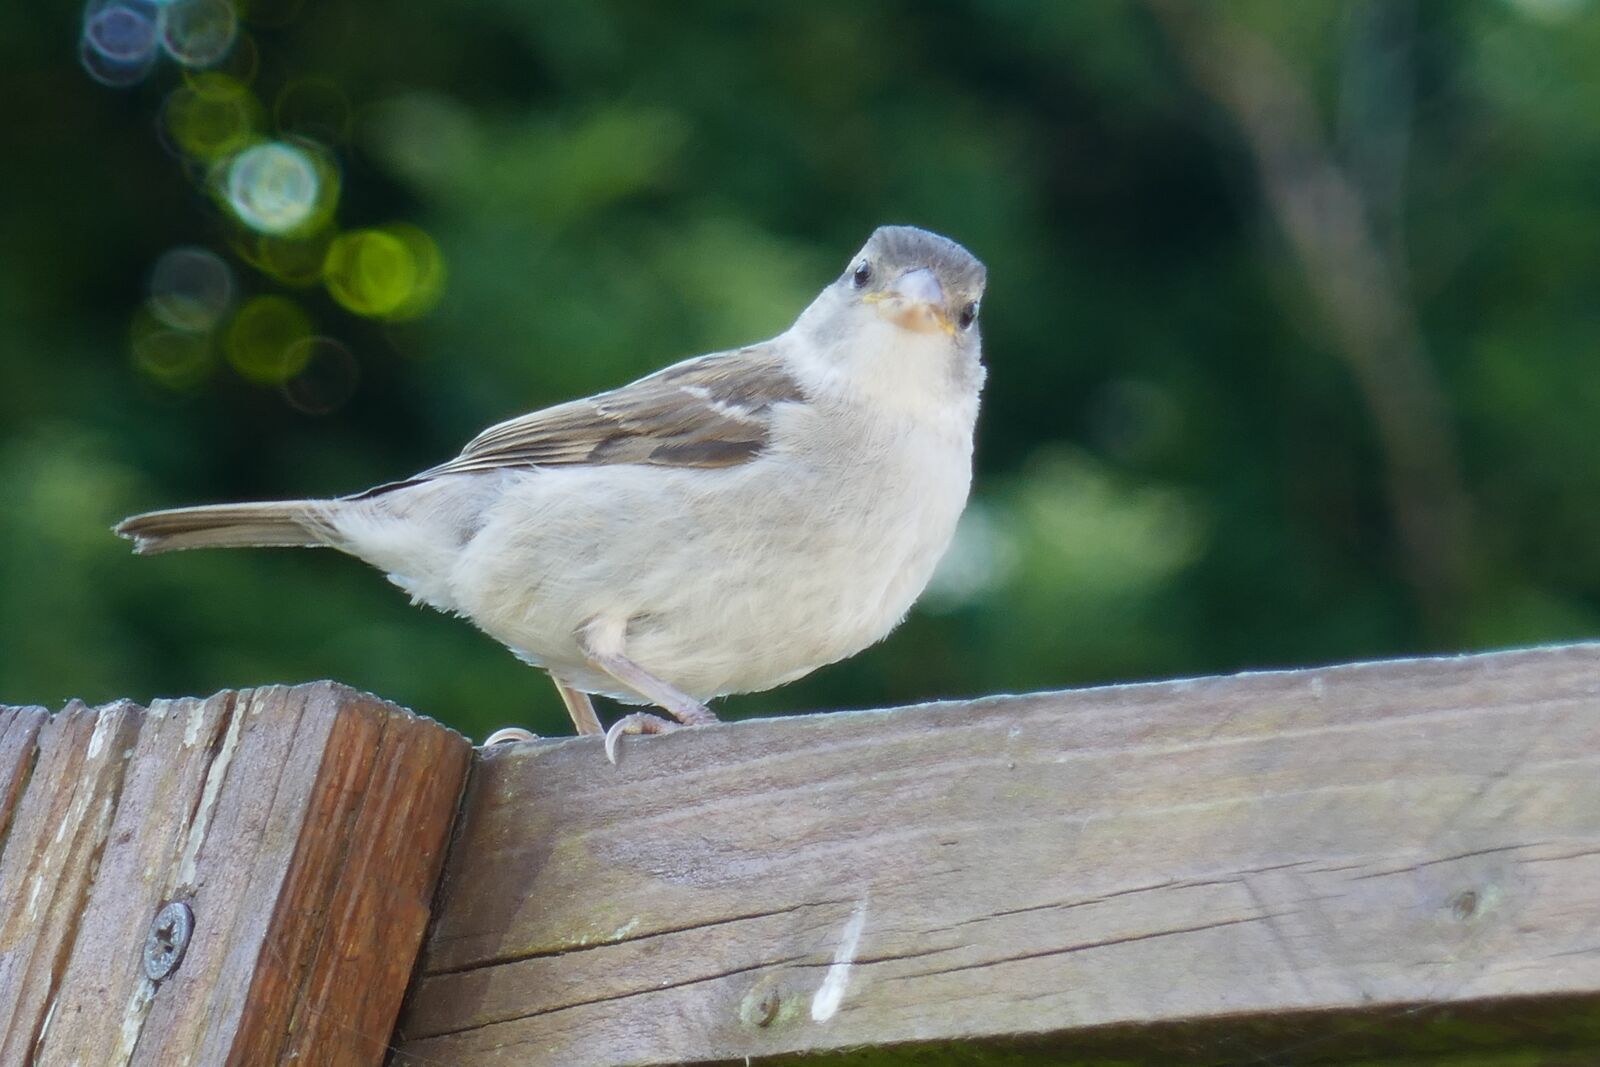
[
  {"xmin": 755, "ymin": 988, "xmax": 782, "ymax": 1027},
  {"xmin": 739, "ymin": 980, "xmax": 784, "ymax": 1028},
  {"xmin": 143, "ymin": 900, "xmax": 194, "ymax": 981}
]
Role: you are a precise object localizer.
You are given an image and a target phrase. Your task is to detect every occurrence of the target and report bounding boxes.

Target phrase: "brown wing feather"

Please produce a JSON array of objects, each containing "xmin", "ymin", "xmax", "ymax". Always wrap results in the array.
[{"xmin": 353, "ymin": 346, "xmax": 805, "ymax": 498}]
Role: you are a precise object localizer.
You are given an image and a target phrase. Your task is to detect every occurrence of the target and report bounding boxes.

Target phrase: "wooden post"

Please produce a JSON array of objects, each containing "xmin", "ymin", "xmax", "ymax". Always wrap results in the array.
[
  {"xmin": 392, "ymin": 644, "xmax": 1600, "ymax": 1066},
  {"xmin": 0, "ymin": 683, "xmax": 470, "ymax": 1067}
]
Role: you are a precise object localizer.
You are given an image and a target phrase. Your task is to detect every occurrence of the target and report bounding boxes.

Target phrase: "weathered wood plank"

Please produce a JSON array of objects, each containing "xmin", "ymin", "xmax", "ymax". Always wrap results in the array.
[
  {"xmin": 276, "ymin": 689, "xmax": 470, "ymax": 1064},
  {"xmin": 393, "ymin": 644, "xmax": 1600, "ymax": 1066},
  {"xmin": 0, "ymin": 705, "xmax": 47, "ymax": 847},
  {"xmin": 0, "ymin": 699, "xmax": 144, "ymax": 1063},
  {"xmin": 0, "ymin": 683, "xmax": 470, "ymax": 1067},
  {"xmin": 38, "ymin": 693, "xmax": 234, "ymax": 1065},
  {"xmin": 127, "ymin": 683, "xmax": 471, "ymax": 1067}
]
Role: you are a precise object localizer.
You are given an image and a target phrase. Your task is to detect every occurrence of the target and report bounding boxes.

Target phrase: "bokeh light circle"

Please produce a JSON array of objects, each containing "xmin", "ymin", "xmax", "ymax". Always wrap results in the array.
[
  {"xmin": 384, "ymin": 224, "xmax": 446, "ymax": 319},
  {"xmin": 80, "ymin": 0, "xmax": 162, "ymax": 85},
  {"xmin": 323, "ymin": 225, "xmax": 444, "ymax": 319},
  {"xmin": 161, "ymin": 0, "xmax": 238, "ymax": 67},
  {"xmin": 148, "ymin": 246, "xmax": 234, "ymax": 330},
  {"xmin": 224, "ymin": 141, "xmax": 326, "ymax": 235},
  {"xmin": 224, "ymin": 295, "xmax": 313, "ymax": 383},
  {"xmin": 322, "ymin": 230, "xmax": 412, "ymax": 317},
  {"xmin": 249, "ymin": 230, "xmax": 333, "ymax": 287},
  {"xmin": 281, "ymin": 337, "xmax": 359, "ymax": 414},
  {"xmin": 83, "ymin": 0, "xmax": 161, "ymax": 63},
  {"xmin": 80, "ymin": 35, "xmax": 158, "ymax": 87},
  {"xmin": 131, "ymin": 311, "xmax": 216, "ymax": 391},
  {"xmin": 164, "ymin": 73, "xmax": 257, "ymax": 159}
]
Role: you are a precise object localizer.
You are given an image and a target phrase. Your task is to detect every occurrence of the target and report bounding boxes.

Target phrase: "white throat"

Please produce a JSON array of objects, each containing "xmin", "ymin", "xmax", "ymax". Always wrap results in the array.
[{"xmin": 787, "ymin": 308, "xmax": 984, "ymax": 432}]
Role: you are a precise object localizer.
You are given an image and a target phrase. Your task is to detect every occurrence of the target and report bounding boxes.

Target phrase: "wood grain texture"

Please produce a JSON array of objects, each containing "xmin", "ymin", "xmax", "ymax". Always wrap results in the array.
[
  {"xmin": 0, "ymin": 699, "xmax": 143, "ymax": 1063},
  {"xmin": 128, "ymin": 684, "xmax": 471, "ymax": 1067},
  {"xmin": 276, "ymin": 689, "xmax": 472, "ymax": 1064},
  {"xmin": 0, "ymin": 683, "xmax": 469, "ymax": 1067},
  {"xmin": 38, "ymin": 693, "xmax": 235, "ymax": 1066},
  {"xmin": 393, "ymin": 644, "xmax": 1600, "ymax": 1067},
  {"xmin": 0, "ymin": 705, "xmax": 48, "ymax": 850}
]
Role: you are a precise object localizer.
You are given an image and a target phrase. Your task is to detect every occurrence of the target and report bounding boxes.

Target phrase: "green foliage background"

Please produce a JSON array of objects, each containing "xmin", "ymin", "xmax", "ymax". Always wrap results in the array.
[{"xmin": 4, "ymin": 0, "xmax": 1598, "ymax": 742}]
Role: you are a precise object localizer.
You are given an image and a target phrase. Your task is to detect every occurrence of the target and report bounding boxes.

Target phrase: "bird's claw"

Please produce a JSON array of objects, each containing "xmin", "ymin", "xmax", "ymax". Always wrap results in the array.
[
  {"xmin": 604, "ymin": 712, "xmax": 682, "ymax": 764},
  {"xmin": 483, "ymin": 726, "xmax": 540, "ymax": 746}
]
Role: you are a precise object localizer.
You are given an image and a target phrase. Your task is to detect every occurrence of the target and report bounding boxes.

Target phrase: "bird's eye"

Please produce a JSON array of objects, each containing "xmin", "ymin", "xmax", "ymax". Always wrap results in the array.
[
  {"xmin": 851, "ymin": 261, "xmax": 872, "ymax": 289},
  {"xmin": 958, "ymin": 301, "xmax": 979, "ymax": 330}
]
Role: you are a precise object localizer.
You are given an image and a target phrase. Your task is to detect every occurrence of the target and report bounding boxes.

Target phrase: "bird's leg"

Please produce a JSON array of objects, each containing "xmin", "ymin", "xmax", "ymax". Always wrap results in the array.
[
  {"xmin": 553, "ymin": 675, "xmax": 604, "ymax": 736},
  {"xmin": 483, "ymin": 675, "xmax": 599, "ymax": 746},
  {"xmin": 579, "ymin": 619, "xmax": 720, "ymax": 762},
  {"xmin": 589, "ymin": 651, "xmax": 719, "ymax": 726}
]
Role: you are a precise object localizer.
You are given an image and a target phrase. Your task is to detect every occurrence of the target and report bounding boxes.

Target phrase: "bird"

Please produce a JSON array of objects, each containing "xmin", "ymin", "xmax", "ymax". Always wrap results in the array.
[{"xmin": 116, "ymin": 225, "xmax": 988, "ymax": 761}]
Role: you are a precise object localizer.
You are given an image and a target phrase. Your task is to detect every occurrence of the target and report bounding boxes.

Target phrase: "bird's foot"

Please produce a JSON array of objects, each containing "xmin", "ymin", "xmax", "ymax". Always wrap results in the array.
[
  {"xmin": 604, "ymin": 700, "xmax": 719, "ymax": 764},
  {"xmin": 604, "ymin": 712, "xmax": 679, "ymax": 764}
]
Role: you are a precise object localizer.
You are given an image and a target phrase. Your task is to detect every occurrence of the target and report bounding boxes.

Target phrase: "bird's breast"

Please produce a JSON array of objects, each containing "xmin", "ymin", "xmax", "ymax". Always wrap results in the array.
[
  {"xmin": 450, "ymin": 396, "xmax": 978, "ymax": 703},
  {"xmin": 640, "ymin": 403, "xmax": 975, "ymax": 694}
]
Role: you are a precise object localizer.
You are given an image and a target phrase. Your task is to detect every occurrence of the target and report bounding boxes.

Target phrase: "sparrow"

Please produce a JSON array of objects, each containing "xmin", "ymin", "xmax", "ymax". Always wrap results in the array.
[{"xmin": 116, "ymin": 225, "xmax": 988, "ymax": 760}]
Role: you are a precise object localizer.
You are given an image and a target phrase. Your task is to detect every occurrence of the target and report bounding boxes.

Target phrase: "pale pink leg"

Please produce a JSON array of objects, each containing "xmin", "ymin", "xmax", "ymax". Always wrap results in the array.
[
  {"xmin": 578, "ymin": 620, "xmax": 720, "ymax": 763},
  {"xmin": 554, "ymin": 676, "xmax": 604, "ymax": 736}
]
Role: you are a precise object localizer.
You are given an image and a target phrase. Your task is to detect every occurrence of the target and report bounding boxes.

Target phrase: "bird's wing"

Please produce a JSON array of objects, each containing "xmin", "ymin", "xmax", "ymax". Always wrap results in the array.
[{"xmin": 355, "ymin": 345, "xmax": 806, "ymax": 497}]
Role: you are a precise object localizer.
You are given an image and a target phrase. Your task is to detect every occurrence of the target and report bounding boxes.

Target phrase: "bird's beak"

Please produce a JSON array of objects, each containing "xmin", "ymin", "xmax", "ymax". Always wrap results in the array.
[{"xmin": 867, "ymin": 267, "xmax": 954, "ymax": 335}]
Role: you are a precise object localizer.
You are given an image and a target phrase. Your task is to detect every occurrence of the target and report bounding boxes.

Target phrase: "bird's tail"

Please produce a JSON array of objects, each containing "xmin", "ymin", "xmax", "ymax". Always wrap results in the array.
[{"xmin": 114, "ymin": 500, "xmax": 338, "ymax": 555}]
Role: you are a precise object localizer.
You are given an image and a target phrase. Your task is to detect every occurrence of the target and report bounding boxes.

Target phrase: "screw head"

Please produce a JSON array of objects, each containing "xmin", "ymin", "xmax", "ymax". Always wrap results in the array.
[
  {"xmin": 1449, "ymin": 888, "xmax": 1480, "ymax": 921},
  {"xmin": 143, "ymin": 900, "xmax": 194, "ymax": 981},
  {"xmin": 755, "ymin": 988, "xmax": 782, "ymax": 1026},
  {"xmin": 739, "ymin": 978, "xmax": 786, "ymax": 1029}
]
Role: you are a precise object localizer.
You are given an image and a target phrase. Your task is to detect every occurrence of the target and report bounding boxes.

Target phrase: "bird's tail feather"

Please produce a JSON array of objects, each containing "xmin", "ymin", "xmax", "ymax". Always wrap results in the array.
[{"xmin": 114, "ymin": 500, "xmax": 337, "ymax": 555}]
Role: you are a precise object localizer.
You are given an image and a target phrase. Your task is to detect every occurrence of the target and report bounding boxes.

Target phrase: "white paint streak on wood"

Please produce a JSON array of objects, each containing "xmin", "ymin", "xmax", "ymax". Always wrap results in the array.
[
  {"xmin": 86, "ymin": 714, "xmax": 116, "ymax": 760},
  {"xmin": 811, "ymin": 901, "xmax": 868, "ymax": 1023},
  {"xmin": 176, "ymin": 692, "xmax": 246, "ymax": 890},
  {"xmin": 35, "ymin": 995, "xmax": 56, "ymax": 1054},
  {"xmin": 112, "ymin": 982, "xmax": 156, "ymax": 1065},
  {"xmin": 182, "ymin": 701, "xmax": 204, "ymax": 748}
]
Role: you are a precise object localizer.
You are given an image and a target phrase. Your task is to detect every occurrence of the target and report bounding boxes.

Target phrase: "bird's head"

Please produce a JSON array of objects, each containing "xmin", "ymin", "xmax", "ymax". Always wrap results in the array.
[
  {"xmin": 839, "ymin": 226, "xmax": 986, "ymax": 344},
  {"xmin": 788, "ymin": 225, "xmax": 988, "ymax": 408}
]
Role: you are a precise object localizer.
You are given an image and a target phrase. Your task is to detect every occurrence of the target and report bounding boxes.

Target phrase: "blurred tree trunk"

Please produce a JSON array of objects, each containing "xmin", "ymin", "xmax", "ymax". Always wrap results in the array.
[{"xmin": 1149, "ymin": 0, "xmax": 1476, "ymax": 637}]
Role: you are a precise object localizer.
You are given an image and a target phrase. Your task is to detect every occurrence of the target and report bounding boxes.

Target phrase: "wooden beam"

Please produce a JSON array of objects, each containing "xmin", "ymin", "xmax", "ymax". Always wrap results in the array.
[
  {"xmin": 392, "ymin": 644, "xmax": 1600, "ymax": 1066},
  {"xmin": 0, "ymin": 683, "xmax": 470, "ymax": 1067}
]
